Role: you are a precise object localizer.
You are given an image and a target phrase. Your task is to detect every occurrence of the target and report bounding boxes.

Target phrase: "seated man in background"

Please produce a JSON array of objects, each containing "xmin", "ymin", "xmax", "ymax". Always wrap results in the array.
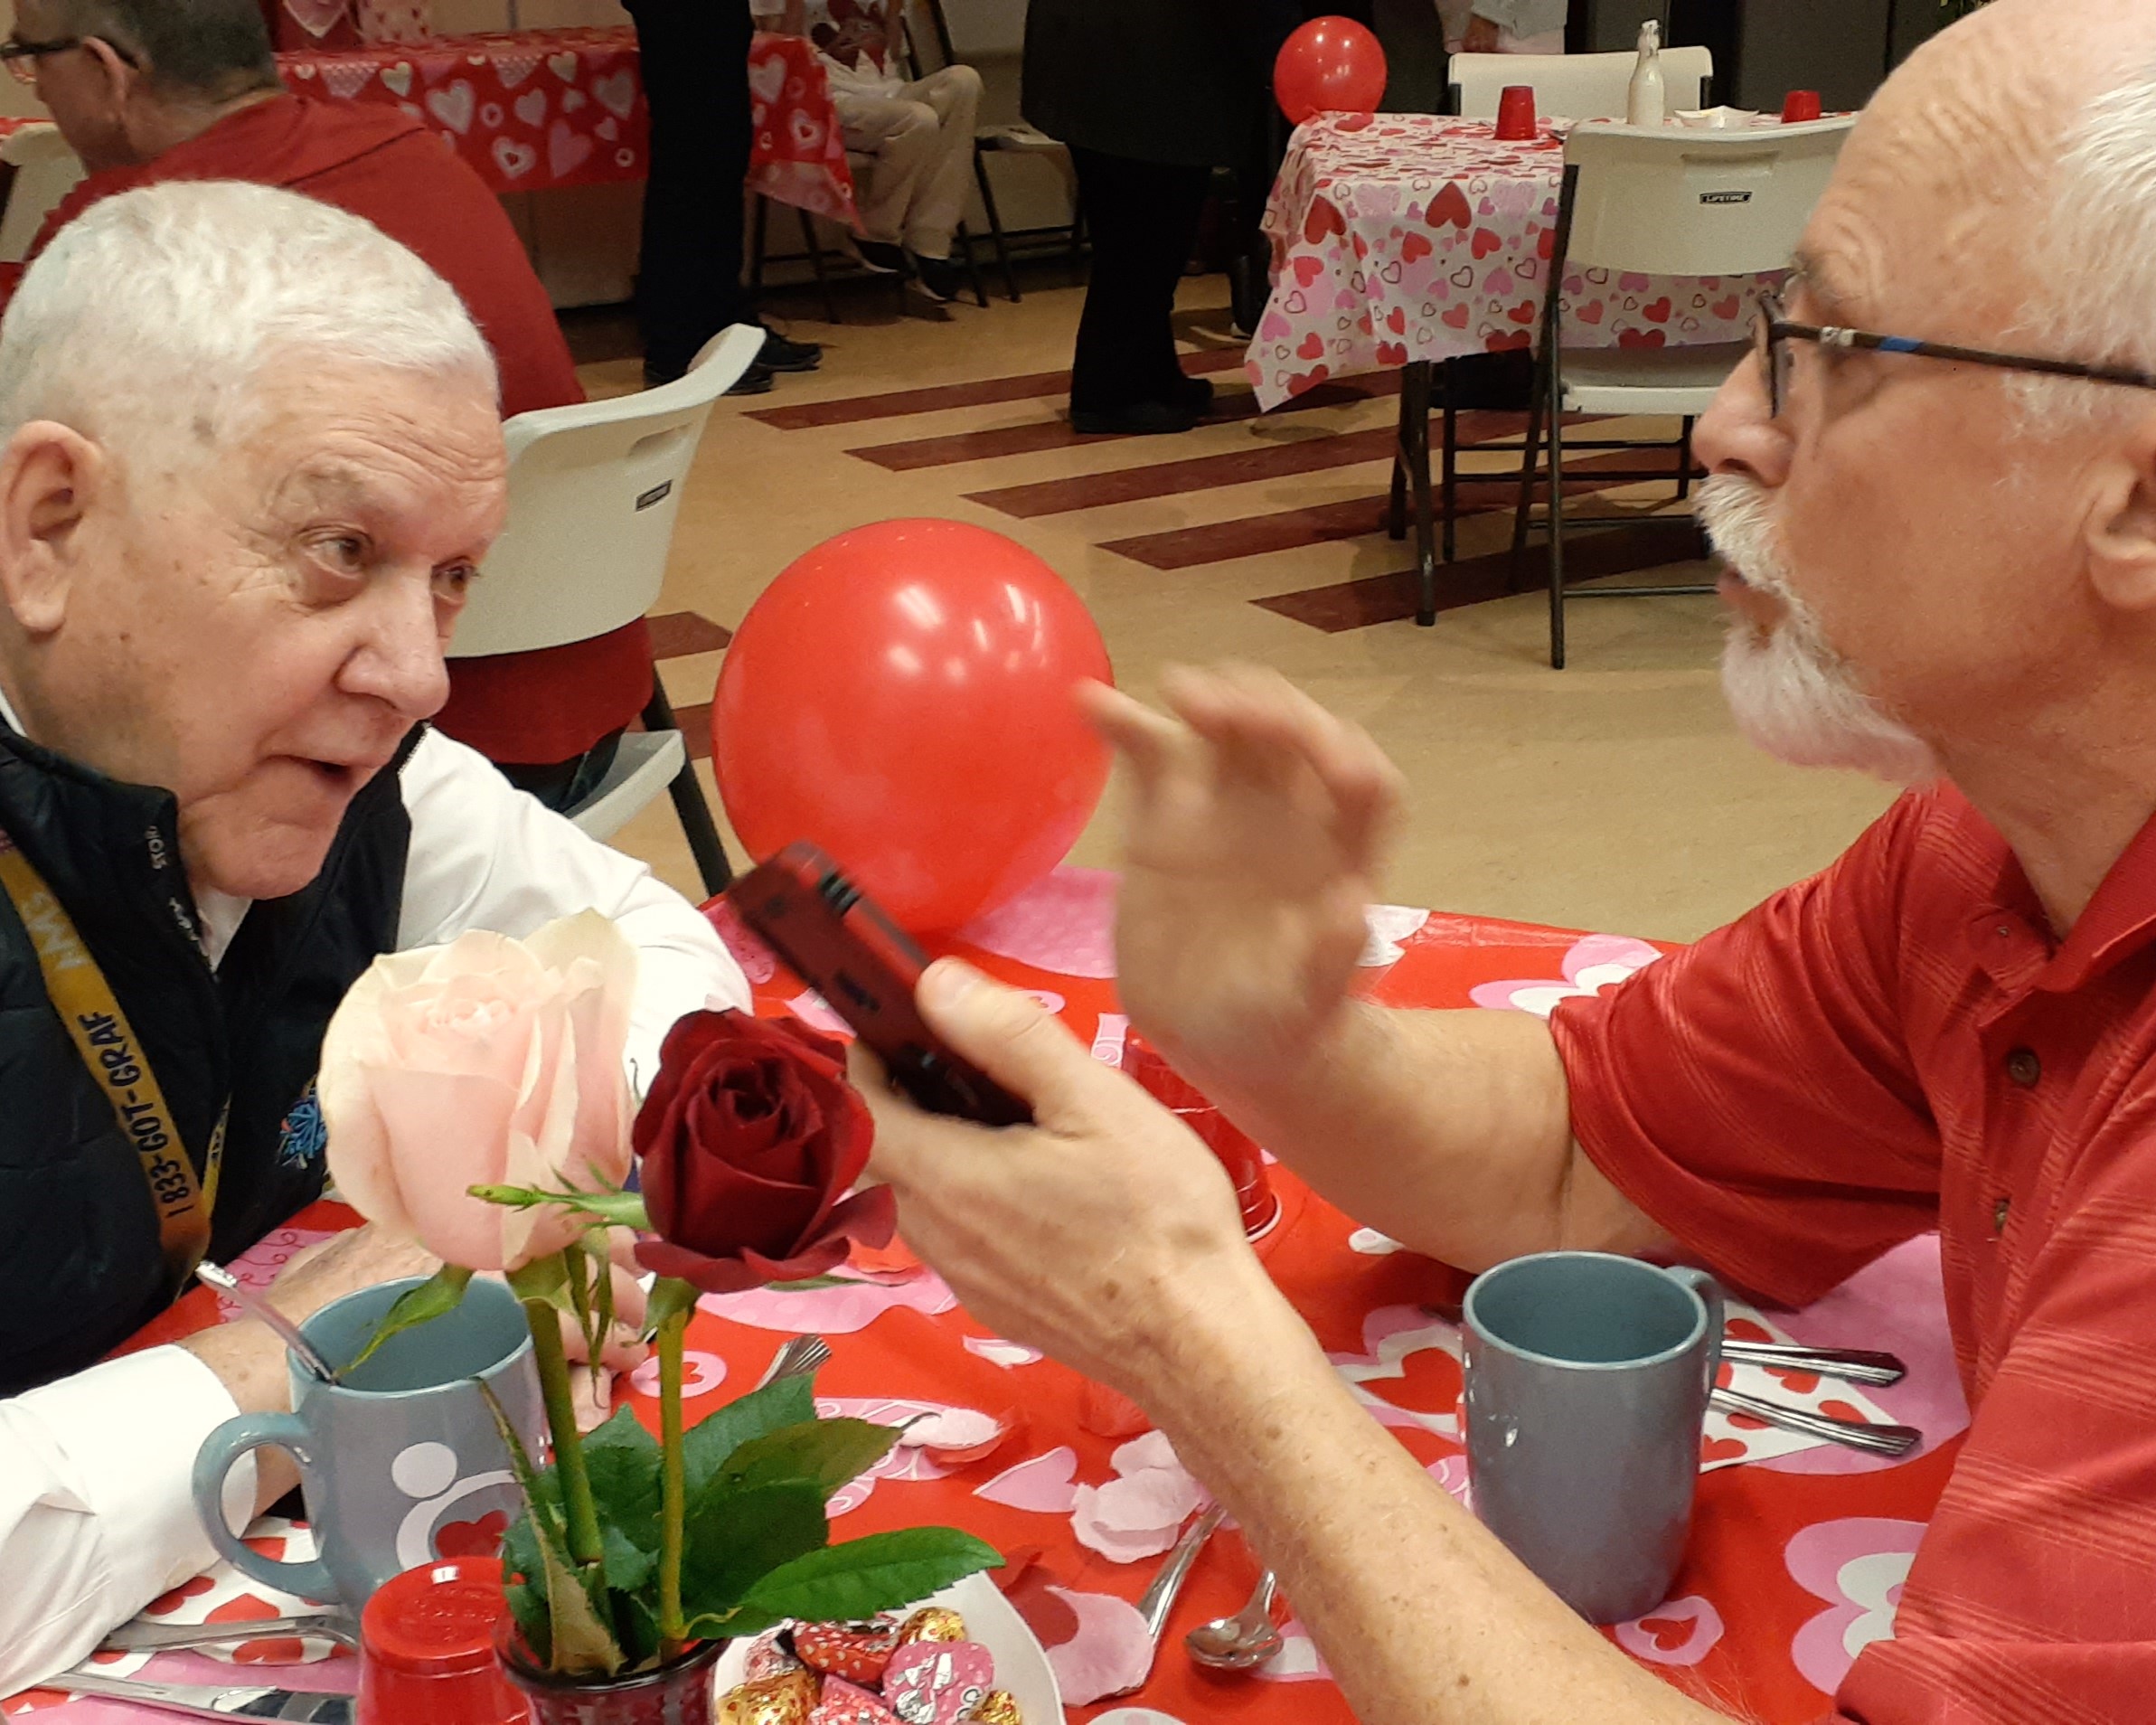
[
  {"xmin": 0, "ymin": 0, "xmax": 653, "ymax": 811},
  {"xmin": 779, "ymin": 0, "xmax": 978, "ymax": 305},
  {"xmin": 865, "ymin": 3, "xmax": 2156, "ymax": 1720},
  {"xmin": 0, "ymin": 181, "xmax": 748, "ymax": 1689}
]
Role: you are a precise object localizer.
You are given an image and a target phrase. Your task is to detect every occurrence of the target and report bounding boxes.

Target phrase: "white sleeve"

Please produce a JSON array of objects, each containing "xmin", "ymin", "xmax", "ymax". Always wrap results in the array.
[
  {"xmin": 0, "ymin": 1348, "xmax": 256, "ymax": 1694},
  {"xmin": 395, "ymin": 729, "xmax": 751, "ymax": 1089}
]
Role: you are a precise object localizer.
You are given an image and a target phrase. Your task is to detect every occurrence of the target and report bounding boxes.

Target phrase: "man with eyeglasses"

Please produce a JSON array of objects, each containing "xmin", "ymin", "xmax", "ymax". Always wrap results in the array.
[{"xmin": 856, "ymin": 2, "xmax": 2156, "ymax": 1721}]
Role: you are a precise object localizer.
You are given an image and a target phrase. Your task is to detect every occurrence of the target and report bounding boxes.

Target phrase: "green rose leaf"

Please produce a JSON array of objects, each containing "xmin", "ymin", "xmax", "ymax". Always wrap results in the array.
[
  {"xmin": 677, "ymin": 1479, "xmax": 830, "ymax": 1618},
  {"xmin": 739, "ymin": 1528, "xmax": 1003, "ymax": 1626},
  {"xmin": 340, "ymin": 1264, "xmax": 473, "ymax": 1373},
  {"xmin": 582, "ymin": 1407, "xmax": 662, "ymax": 1552},
  {"xmin": 716, "ymin": 1418, "xmax": 899, "ymax": 1499},
  {"xmin": 682, "ymin": 1375, "xmax": 816, "ymax": 1497}
]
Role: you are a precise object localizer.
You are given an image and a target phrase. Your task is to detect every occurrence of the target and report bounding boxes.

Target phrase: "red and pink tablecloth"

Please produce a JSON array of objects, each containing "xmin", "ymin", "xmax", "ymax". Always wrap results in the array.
[
  {"xmin": 274, "ymin": 27, "xmax": 854, "ymax": 221},
  {"xmin": 4, "ymin": 873, "xmax": 1963, "ymax": 1723},
  {"xmin": 1247, "ymin": 112, "xmax": 1771, "ymax": 409}
]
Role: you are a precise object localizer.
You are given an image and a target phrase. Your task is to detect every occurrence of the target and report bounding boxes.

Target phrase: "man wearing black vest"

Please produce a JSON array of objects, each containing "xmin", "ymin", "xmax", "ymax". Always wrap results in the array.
[{"xmin": 0, "ymin": 181, "xmax": 748, "ymax": 1686}]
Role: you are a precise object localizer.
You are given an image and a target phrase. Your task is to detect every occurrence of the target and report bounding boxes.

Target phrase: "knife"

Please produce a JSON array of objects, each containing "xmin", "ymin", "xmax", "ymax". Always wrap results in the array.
[
  {"xmin": 60, "ymin": 1670, "xmax": 353, "ymax": 1722},
  {"xmin": 99, "ymin": 1615, "xmax": 359, "ymax": 1654}
]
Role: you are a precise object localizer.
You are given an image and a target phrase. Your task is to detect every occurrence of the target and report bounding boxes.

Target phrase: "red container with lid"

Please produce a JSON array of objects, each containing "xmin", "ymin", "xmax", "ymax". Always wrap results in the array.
[
  {"xmin": 360, "ymin": 1555, "xmax": 530, "ymax": 1725},
  {"xmin": 1122, "ymin": 1032, "xmax": 1282, "ymax": 1240}
]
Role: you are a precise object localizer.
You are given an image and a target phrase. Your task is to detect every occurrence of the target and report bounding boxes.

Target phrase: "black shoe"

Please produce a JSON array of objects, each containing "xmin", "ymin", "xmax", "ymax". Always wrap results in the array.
[
  {"xmin": 1168, "ymin": 372, "xmax": 1214, "ymax": 415},
  {"xmin": 853, "ymin": 238, "xmax": 907, "ymax": 274},
  {"xmin": 724, "ymin": 360, "xmax": 777, "ymax": 396},
  {"xmin": 909, "ymin": 251, "xmax": 964, "ymax": 304},
  {"xmin": 758, "ymin": 325, "xmax": 822, "ymax": 372},
  {"xmin": 1069, "ymin": 398, "xmax": 1199, "ymax": 436}
]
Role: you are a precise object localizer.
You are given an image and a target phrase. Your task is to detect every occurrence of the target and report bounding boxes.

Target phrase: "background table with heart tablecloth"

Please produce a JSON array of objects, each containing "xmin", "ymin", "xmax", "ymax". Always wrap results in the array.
[
  {"xmin": 3, "ymin": 870, "xmax": 1966, "ymax": 1723},
  {"xmin": 275, "ymin": 28, "xmax": 855, "ymax": 222},
  {"xmin": 1247, "ymin": 112, "xmax": 1772, "ymax": 410}
]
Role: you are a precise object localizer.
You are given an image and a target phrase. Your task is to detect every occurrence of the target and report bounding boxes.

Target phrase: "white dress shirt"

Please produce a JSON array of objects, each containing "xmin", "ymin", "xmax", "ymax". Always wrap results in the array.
[
  {"xmin": 1441, "ymin": 0, "xmax": 1569, "ymax": 54},
  {"xmin": 0, "ymin": 720, "xmax": 749, "ymax": 1692}
]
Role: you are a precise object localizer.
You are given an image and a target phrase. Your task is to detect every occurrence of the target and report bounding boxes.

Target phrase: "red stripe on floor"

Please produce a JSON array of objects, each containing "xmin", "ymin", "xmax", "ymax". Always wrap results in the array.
[
  {"xmin": 844, "ymin": 374, "xmax": 1402, "ymax": 472},
  {"xmin": 1255, "ymin": 518, "xmax": 1709, "ymax": 633},
  {"xmin": 647, "ymin": 611, "xmax": 733, "ymax": 657},
  {"xmin": 1101, "ymin": 445, "xmax": 1686, "ymax": 570},
  {"xmin": 746, "ymin": 349, "xmax": 1247, "ymax": 430},
  {"xmin": 673, "ymin": 700, "xmax": 713, "ymax": 762}
]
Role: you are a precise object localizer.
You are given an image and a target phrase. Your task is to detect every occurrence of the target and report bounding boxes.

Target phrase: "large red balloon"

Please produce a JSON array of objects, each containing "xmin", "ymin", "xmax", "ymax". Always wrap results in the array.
[
  {"xmin": 1274, "ymin": 15, "xmax": 1388, "ymax": 125},
  {"xmin": 712, "ymin": 519, "xmax": 1114, "ymax": 933}
]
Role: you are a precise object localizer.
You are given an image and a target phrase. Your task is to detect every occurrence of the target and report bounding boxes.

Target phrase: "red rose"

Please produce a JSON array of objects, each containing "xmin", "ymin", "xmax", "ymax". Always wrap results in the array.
[{"xmin": 632, "ymin": 1009, "xmax": 896, "ymax": 1292}]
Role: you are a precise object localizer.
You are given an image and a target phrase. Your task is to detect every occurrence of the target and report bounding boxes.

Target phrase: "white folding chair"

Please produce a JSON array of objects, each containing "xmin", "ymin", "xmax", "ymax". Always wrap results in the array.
[
  {"xmin": 0, "ymin": 124, "xmax": 85, "ymax": 266},
  {"xmin": 1508, "ymin": 118, "xmax": 1854, "ymax": 666},
  {"xmin": 1448, "ymin": 47, "xmax": 1713, "ymax": 120},
  {"xmin": 447, "ymin": 323, "xmax": 764, "ymax": 892}
]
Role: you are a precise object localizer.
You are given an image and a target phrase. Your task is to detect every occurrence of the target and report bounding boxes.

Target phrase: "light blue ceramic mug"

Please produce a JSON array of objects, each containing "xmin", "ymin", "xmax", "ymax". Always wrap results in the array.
[
  {"xmin": 192, "ymin": 1276, "xmax": 545, "ymax": 1608},
  {"xmin": 1462, "ymin": 1251, "xmax": 1721, "ymax": 1624}
]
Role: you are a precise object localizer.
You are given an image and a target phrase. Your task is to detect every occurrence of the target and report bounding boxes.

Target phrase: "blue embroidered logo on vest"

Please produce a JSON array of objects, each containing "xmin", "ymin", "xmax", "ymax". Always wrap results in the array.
[{"xmin": 278, "ymin": 1081, "xmax": 327, "ymax": 1171}]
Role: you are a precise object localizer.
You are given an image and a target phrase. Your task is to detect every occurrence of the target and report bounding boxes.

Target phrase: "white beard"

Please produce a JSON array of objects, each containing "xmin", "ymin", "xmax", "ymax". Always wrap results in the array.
[{"xmin": 1697, "ymin": 476, "xmax": 1942, "ymax": 787}]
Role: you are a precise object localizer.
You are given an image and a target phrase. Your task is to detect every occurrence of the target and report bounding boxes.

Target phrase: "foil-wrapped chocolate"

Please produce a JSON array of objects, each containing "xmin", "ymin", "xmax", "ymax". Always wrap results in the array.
[
  {"xmin": 897, "ymin": 1606, "xmax": 967, "ymax": 1645},
  {"xmin": 807, "ymin": 1673, "xmax": 903, "ymax": 1725},
  {"xmin": 719, "ymin": 1667, "xmax": 822, "ymax": 1725},
  {"xmin": 965, "ymin": 1692, "xmax": 1023, "ymax": 1725},
  {"xmin": 746, "ymin": 1631, "xmax": 808, "ymax": 1681},
  {"xmin": 796, "ymin": 1620, "xmax": 901, "ymax": 1684}
]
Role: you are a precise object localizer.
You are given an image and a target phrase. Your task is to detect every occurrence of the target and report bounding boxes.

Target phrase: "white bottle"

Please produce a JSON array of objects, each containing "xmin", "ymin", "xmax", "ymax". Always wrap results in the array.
[{"xmin": 1627, "ymin": 19, "xmax": 1666, "ymax": 127}]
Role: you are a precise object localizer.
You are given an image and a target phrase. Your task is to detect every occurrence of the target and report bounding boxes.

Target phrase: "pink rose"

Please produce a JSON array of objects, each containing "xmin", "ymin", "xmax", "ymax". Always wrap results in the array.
[{"xmin": 319, "ymin": 911, "xmax": 636, "ymax": 1270}]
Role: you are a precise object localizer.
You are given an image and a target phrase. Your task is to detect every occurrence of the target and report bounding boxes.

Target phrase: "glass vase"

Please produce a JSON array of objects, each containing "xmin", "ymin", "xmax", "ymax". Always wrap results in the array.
[{"xmin": 495, "ymin": 1626, "xmax": 726, "ymax": 1725}]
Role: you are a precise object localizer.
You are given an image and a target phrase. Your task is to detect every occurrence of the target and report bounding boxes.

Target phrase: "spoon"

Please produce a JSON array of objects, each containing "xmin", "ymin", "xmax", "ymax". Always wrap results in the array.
[
  {"xmin": 1100, "ymin": 1502, "xmax": 1226, "ymax": 1698},
  {"xmin": 1186, "ymin": 1569, "xmax": 1283, "ymax": 1671},
  {"xmin": 193, "ymin": 1261, "xmax": 342, "ymax": 1384},
  {"xmin": 1711, "ymin": 1386, "xmax": 1920, "ymax": 1456}
]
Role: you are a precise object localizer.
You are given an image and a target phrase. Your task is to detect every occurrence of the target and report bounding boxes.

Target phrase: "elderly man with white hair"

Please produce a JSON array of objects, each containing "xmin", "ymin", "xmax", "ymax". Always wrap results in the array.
[
  {"xmin": 0, "ymin": 180, "xmax": 748, "ymax": 1687},
  {"xmin": 862, "ymin": 2, "xmax": 2156, "ymax": 1720}
]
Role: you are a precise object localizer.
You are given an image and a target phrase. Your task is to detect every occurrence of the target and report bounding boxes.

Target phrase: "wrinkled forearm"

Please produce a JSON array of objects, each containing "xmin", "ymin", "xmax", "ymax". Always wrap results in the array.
[{"xmin": 1136, "ymin": 1270, "xmax": 1727, "ymax": 1725}]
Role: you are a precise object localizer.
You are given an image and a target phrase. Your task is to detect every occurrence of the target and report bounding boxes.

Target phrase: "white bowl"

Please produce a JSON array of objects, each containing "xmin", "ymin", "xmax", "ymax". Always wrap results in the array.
[
  {"xmin": 1674, "ymin": 106, "xmax": 1760, "ymax": 129},
  {"xmin": 711, "ymin": 1569, "xmax": 1066, "ymax": 1722}
]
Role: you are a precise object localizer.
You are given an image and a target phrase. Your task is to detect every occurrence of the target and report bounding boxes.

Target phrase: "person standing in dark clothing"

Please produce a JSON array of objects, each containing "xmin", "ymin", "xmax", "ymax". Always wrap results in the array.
[
  {"xmin": 626, "ymin": 0, "xmax": 819, "ymax": 391},
  {"xmin": 1024, "ymin": 0, "xmax": 1290, "ymax": 436}
]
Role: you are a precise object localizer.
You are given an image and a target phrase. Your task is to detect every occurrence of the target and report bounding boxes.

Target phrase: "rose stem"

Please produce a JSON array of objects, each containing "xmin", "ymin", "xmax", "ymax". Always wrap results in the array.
[
  {"xmin": 657, "ymin": 1306, "xmax": 690, "ymax": 1658},
  {"xmin": 522, "ymin": 1278, "xmax": 605, "ymax": 1571}
]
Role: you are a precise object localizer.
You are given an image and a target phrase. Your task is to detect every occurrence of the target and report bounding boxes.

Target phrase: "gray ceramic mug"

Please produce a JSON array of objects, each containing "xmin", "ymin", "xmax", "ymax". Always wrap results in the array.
[
  {"xmin": 192, "ymin": 1276, "xmax": 545, "ymax": 1608},
  {"xmin": 1461, "ymin": 1251, "xmax": 1721, "ymax": 1624}
]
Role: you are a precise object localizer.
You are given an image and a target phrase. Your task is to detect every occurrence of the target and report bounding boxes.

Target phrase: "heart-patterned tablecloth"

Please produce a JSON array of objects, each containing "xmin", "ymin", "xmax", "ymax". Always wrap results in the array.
[
  {"xmin": 274, "ymin": 28, "xmax": 855, "ymax": 222},
  {"xmin": 1246, "ymin": 111, "xmax": 1773, "ymax": 409},
  {"xmin": 5, "ymin": 872, "xmax": 1967, "ymax": 1723}
]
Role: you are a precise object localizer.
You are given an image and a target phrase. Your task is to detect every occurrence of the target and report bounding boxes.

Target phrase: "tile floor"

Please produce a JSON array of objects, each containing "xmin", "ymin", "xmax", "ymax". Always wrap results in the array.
[{"xmin": 583, "ymin": 272, "xmax": 1895, "ymax": 945}]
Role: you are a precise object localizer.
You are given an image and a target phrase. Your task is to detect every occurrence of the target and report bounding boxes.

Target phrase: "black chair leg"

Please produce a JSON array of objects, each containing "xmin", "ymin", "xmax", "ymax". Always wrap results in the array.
[
  {"xmin": 1676, "ymin": 414, "xmax": 1695, "ymax": 501},
  {"xmin": 1388, "ymin": 391, "xmax": 1409, "ymax": 540},
  {"xmin": 1399, "ymin": 362, "xmax": 1437, "ymax": 626},
  {"xmin": 972, "ymin": 146, "xmax": 1021, "ymax": 302},
  {"xmin": 643, "ymin": 678, "xmax": 733, "ymax": 898},
  {"xmin": 955, "ymin": 217, "xmax": 990, "ymax": 308},
  {"xmin": 796, "ymin": 208, "xmax": 841, "ymax": 325},
  {"xmin": 749, "ymin": 194, "xmax": 770, "ymax": 300},
  {"xmin": 1441, "ymin": 395, "xmax": 1459, "ymax": 565},
  {"xmin": 1546, "ymin": 363, "xmax": 1568, "ymax": 671},
  {"xmin": 1508, "ymin": 373, "xmax": 1548, "ymax": 595}
]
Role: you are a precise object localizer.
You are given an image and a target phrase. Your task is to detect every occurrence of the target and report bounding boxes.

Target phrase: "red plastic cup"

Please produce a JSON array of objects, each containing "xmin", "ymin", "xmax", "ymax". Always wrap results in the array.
[
  {"xmin": 360, "ymin": 1556, "xmax": 529, "ymax": 1725},
  {"xmin": 1493, "ymin": 84, "xmax": 1538, "ymax": 141},
  {"xmin": 1123, "ymin": 1032, "xmax": 1283, "ymax": 1240},
  {"xmin": 1782, "ymin": 89, "xmax": 1822, "ymax": 122}
]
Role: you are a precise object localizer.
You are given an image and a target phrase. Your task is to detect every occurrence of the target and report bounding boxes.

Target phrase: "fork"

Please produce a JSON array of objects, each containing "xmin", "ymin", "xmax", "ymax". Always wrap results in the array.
[{"xmin": 755, "ymin": 1334, "xmax": 832, "ymax": 1390}]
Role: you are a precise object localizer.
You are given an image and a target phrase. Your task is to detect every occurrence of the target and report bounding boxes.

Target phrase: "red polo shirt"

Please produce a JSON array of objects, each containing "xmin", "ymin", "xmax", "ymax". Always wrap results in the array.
[
  {"xmin": 3, "ymin": 95, "xmax": 650, "ymax": 768},
  {"xmin": 1551, "ymin": 784, "xmax": 2156, "ymax": 1722}
]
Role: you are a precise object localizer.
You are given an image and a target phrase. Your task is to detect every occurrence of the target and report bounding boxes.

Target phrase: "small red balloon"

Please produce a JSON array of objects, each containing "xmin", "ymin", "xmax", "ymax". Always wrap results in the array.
[
  {"xmin": 1274, "ymin": 15, "xmax": 1389, "ymax": 126},
  {"xmin": 712, "ymin": 519, "xmax": 1113, "ymax": 933}
]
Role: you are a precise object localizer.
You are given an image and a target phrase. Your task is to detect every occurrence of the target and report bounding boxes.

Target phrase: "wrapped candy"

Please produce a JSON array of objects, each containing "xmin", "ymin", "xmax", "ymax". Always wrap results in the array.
[
  {"xmin": 720, "ymin": 1668, "xmax": 822, "ymax": 1725},
  {"xmin": 808, "ymin": 1675, "xmax": 903, "ymax": 1725},
  {"xmin": 796, "ymin": 1620, "xmax": 900, "ymax": 1684},
  {"xmin": 883, "ymin": 1640, "xmax": 995, "ymax": 1725},
  {"xmin": 965, "ymin": 1694, "xmax": 1022, "ymax": 1725},
  {"xmin": 897, "ymin": 1607, "xmax": 966, "ymax": 1645},
  {"xmin": 747, "ymin": 1632, "xmax": 808, "ymax": 1680}
]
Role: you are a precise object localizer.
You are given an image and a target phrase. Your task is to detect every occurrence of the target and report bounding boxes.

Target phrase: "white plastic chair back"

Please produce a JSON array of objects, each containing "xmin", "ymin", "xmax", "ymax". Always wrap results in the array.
[
  {"xmin": 1449, "ymin": 47, "xmax": 1711, "ymax": 121},
  {"xmin": 1561, "ymin": 117, "xmax": 1854, "ymax": 279},
  {"xmin": 447, "ymin": 322, "xmax": 764, "ymax": 659},
  {"xmin": 0, "ymin": 125, "xmax": 85, "ymax": 265}
]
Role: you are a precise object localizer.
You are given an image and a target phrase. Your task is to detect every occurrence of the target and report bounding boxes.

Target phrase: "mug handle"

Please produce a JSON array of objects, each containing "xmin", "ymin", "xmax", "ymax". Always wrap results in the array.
[
  {"xmin": 191, "ymin": 1413, "xmax": 341, "ymax": 1606},
  {"xmin": 1665, "ymin": 1265, "xmax": 1724, "ymax": 1384}
]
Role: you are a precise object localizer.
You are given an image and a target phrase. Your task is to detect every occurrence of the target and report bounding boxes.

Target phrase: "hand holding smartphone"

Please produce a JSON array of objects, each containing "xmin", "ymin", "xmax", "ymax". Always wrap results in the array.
[{"xmin": 726, "ymin": 844, "xmax": 1034, "ymax": 1126}]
